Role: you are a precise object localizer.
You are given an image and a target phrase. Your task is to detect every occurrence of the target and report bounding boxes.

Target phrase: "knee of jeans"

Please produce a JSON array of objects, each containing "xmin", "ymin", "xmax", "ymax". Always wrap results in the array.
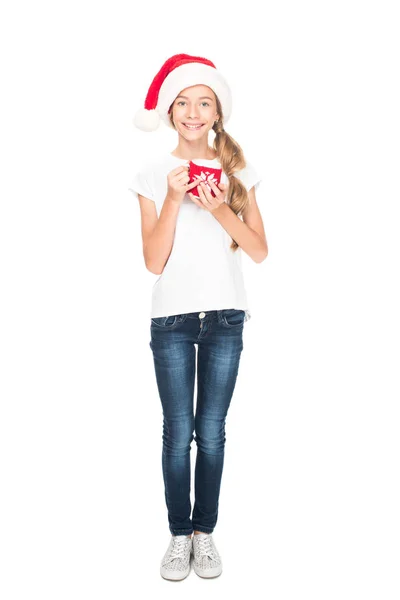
[
  {"xmin": 194, "ymin": 418, "xmax": 226, "ymax": 453},
  {"xmin": 163, "ymin": 417, "xmax": 195, "ymax": 452}
]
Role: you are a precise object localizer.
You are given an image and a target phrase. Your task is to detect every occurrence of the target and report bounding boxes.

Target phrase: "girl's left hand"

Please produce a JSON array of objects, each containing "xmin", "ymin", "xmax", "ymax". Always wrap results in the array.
[{"xmin": 188, "ymin": 180, "xmax": 229, "ymax": 212}]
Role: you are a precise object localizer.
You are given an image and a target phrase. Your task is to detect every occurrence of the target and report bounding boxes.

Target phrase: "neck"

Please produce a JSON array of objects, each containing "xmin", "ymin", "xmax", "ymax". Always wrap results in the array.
[{"xmin": 171, "ymin": 143, "xmax": 217, "ymax": 161}]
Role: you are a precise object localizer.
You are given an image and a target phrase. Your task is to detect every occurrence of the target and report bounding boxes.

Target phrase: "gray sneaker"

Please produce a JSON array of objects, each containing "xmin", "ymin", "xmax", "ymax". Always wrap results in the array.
[
  {"xmin": 160, "ymin": 535, "xmax": 192, "ymax": 581},
  {"xmin": 192, "ymin": 533, "xmax": 222, "ymax": 578}
]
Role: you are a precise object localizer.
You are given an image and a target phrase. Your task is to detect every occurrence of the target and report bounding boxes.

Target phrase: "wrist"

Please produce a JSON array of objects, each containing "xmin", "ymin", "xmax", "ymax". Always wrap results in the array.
[
  {"xmin": 212, "ymin": 201, "xmax": 228, "ymax": 218},
  {"xmin": 165, "ymin": 194, "xmax": 182, "ymax": 207}
]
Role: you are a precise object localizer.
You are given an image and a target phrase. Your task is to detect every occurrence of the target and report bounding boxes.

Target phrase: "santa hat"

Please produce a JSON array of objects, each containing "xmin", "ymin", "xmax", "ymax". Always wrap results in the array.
[{"xmin": 133, "ymin": 53, "xmax": 232, "ymax": 132}]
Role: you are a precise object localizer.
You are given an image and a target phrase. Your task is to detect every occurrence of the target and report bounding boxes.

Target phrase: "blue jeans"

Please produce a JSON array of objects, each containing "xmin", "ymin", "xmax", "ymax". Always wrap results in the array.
[{"xmin": 149, "ymin": 309, "xmax": 245, "ymax": 536}]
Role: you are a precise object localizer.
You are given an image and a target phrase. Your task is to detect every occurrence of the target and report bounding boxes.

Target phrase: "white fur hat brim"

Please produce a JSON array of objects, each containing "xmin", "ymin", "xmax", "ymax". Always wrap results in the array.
[{"xmin": 157, "ymin": 62, "xmax": 232, "ymax": 129}]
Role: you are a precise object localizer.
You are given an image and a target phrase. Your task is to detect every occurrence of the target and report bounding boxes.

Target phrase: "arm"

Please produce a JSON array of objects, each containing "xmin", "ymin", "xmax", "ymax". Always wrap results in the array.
[
  {"xmin": 137, "ymin": 194, "xmax": 180, "ymax": 274},
  {"xmin": 212, "ymin": 186, "xmax": 268, "ymax": 263},
  {"xmin": 137, "ymin": 165, "xmax": 201, "ymax": 274}
]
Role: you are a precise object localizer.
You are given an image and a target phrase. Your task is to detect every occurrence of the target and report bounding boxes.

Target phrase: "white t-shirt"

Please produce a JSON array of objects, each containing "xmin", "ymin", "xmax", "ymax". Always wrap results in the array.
[{"xmin": 128, "ymin": 152, "xmax": 262, "ymax": 320}]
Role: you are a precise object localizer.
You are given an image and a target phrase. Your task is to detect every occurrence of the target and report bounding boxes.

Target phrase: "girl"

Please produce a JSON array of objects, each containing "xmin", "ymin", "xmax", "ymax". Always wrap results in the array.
[{"xmin": 129, "ymin": 54, "xmax": 268, "ymax": 581}]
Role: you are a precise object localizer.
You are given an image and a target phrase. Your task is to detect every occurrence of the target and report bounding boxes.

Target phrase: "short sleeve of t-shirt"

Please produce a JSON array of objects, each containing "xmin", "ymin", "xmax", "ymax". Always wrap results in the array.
[
  {"xmin": 128, "ymin": 163, "xmax": 155, "ymax": 202},
  {"xmin": 234, "ymin": 160, "xmax": 262, "ymax": 192}
]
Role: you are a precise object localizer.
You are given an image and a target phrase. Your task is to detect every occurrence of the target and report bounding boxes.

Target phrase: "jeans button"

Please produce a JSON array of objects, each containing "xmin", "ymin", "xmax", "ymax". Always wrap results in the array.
[{"xmin": 199, "ymin": 312, "xmax": 206, "ymax": 319}]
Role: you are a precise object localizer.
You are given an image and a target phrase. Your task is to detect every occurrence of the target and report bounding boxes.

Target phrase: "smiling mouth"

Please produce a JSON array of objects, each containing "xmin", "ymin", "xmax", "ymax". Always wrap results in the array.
[{"xmin": 182, "ymin": 123, "xmax": 205, "ymax": 130}]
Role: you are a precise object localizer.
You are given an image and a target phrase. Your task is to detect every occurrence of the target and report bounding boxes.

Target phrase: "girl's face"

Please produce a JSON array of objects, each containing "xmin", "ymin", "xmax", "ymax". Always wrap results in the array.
[{"xmin": 170, "ymin": 85, "xmax": 219, "ymax": 138}]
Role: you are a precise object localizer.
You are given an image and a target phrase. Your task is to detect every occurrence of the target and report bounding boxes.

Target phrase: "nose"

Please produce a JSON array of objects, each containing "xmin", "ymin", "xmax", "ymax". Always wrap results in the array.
[{"xmin": 187, "ymin": 107, "xmax": 200, "ymax": 119}]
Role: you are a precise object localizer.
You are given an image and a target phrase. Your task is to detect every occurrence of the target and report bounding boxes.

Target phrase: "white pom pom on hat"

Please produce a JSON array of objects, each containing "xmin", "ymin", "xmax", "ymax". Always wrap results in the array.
[
  {"xmin": 133, "ymin": 108, "xmax": 161, "ymax": 132},
  {"xmin": 133, "ymin": 53, "xmax": 232, "ymax": 132}
]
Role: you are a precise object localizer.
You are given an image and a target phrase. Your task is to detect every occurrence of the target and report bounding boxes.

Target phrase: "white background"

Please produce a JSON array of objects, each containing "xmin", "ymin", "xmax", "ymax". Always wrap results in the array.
[{"xmin": 1, "ymin": 0, "xmax": 399, "ymax": 598}]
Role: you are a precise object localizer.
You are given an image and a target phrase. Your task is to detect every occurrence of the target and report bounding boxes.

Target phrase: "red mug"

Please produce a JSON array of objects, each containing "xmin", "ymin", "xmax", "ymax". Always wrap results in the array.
[{"xmin": 188, "ymin": 161, "xmax": 222, "ymax": 198}]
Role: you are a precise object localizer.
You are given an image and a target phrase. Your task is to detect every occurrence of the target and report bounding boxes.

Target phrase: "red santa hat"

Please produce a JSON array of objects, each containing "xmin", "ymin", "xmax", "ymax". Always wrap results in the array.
[{"xmin": 133, "ymin": 53, "xmax": 232, "ymax": 132}]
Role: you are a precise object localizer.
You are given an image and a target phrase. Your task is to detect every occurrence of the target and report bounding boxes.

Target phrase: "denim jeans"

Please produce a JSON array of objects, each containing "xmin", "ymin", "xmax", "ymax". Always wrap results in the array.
[{"xmin": 149, "ymin": 309, "xmax": 245, "ymax": 536}]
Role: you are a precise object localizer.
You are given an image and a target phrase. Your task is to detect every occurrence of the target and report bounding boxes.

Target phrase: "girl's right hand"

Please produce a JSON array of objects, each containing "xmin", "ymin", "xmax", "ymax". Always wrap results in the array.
[{"xmin": 167, "ymin": 165, "xmax": 201, "ymax": 204}]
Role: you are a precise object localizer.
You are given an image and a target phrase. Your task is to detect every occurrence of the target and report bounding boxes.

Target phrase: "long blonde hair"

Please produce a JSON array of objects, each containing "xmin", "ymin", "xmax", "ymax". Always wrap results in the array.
[{"xmin": 169, "ymin": 94, "xmax": 249, "ymax": 252}]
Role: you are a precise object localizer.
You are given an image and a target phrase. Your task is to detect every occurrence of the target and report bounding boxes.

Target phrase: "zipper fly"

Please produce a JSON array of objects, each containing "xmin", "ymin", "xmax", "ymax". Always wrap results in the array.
[{"xmin": 199, "ymin": 311, "xmax": 206, "ymax": 329}]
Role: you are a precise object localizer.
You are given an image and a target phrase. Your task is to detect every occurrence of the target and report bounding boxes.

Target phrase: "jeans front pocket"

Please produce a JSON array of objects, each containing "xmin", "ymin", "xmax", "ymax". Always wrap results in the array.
[
  {"xmin": 221, "ymin": 309, "xmax": 245, "ymax": 328},
  {"xmin": 151, "ymin": 314, "xmax": 178, "ymax": 329},
  {"xmin": 150, "ymin": 313, "xmax": 188, "ymax": 330}
]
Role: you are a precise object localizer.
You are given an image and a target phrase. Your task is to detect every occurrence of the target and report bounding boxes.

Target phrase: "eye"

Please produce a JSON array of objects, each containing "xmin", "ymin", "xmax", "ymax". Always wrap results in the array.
[{"xmin": 176, "ymin": 101, "xmax": 210, "ymax": 107}]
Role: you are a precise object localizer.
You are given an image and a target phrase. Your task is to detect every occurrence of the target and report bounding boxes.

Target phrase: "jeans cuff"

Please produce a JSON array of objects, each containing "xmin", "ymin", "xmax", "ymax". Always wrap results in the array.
[
  {"xmin": 192, "ymin": 525, "xmax": 214, "ymax": 534},
  {"xmin": 170, "ymin": 528, "xmax": 193, "ymax": 536}
]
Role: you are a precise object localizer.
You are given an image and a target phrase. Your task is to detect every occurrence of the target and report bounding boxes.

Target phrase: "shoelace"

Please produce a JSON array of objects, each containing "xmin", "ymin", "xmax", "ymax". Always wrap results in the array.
[
  {"xmin": 168, "ymin": 536, "xmax": 191, "ymax": 561},
  {"xmin": 195, "ymin": 535, "xmax": 218, "ymax": 559}
]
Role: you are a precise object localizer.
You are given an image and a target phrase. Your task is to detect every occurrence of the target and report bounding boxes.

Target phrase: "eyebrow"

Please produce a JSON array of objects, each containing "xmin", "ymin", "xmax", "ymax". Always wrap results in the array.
[{"xmin": 176, "ymin": 95, "xmax": 214, "ymax": 101}]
